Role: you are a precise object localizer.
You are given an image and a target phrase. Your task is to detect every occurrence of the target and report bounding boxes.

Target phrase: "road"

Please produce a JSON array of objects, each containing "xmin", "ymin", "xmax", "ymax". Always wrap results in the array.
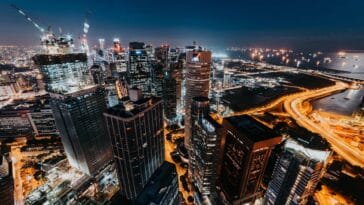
[
  {"xmin": 315, "ymin": 185, "xmax": 353, "ymax": 205},
  {"xmin": 283, "ymin": 81, "xmax": 364, "ymax": 168},
  {"xmin": 164, "ymin": 129, "xmax": 191, "ymax": 204}
]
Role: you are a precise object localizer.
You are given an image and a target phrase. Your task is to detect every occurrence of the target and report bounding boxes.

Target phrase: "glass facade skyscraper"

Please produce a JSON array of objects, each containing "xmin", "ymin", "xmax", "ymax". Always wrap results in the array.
[
  {"xmin": 104, "ymin": 91, "xmax": 164, "ymax": 200},
  {"xmin": 184, "ymin": 48, "xmax": 211, "ymax": 149},
  {"xmin": 219, "ymin": 115, "xmax": 282, "ymax": 205},
  {"xmin": 189, "ymin": 97, "xmax": 222, "ymax": 202},
  {"xmin": 128, "ymin": 42, "xmax": 152, "ymax": 94},
  {"xmin": 34, "ymin": 40, "xmax": 113, "ymax": 176},
  {"xmin": 264, "ymin": 140, "xmax": 330, "ymax": 205},
  {"xmin": 50, "ymin": 86, "xmax": 112, "ymax": 176},
  {"xmin": 33, "ymin": 53, "xmax": 94, "ymax": 94}
]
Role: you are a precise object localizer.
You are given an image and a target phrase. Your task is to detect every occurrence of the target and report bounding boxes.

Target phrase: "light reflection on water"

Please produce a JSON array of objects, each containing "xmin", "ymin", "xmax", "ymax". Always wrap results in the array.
[{"xmin": 312, "ymin": 88, "xmax": 364, "ymax": 116}]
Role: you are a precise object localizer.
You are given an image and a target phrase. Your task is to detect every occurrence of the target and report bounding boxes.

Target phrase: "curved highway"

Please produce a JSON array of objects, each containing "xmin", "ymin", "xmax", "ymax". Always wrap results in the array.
[{"xmin": 283, "ymin": 81, "xmax": 364, "ymax": 168}]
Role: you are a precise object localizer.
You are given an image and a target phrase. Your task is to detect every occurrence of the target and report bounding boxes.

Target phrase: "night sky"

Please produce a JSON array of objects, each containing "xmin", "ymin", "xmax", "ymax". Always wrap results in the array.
[{"xmin": 1, "ymin": 0, "xmax": 364, "ymax": 50}]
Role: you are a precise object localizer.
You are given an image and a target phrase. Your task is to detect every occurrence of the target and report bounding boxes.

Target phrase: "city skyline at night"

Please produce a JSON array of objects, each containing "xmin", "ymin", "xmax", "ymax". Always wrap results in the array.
[{"xmin": 1, "ymin": 1, "xmax": 364, "ymax": 205}]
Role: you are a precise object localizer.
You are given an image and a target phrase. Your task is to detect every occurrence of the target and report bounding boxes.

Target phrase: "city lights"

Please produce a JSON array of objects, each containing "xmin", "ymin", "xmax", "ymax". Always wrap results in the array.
[{"xmin": 1, "ymin": 1, "xmax": 364, "ymax": 205}]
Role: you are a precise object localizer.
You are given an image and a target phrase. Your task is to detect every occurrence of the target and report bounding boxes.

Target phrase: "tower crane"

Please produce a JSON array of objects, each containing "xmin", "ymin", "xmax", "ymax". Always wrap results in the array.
[
  {"xmin": 10, "ymin": 4, "xmax": 46, "ymax": 33},
  {"xmin": 11, "ymin": 4, "xmax": 74, "ymax": 54}
]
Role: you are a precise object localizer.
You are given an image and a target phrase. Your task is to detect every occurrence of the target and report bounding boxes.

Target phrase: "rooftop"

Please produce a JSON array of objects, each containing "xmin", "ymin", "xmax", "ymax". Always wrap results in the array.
[
  {"xmin": 285, "ymin": 139, "xmax": 330, "ymax": 162},
  {"xmin": 135, "ymin": 161, "xmax": 177, "ymax": 205},
  {"xmin": 32, "ymin": 52, "xmax": 87, "ymax": 65},
  {"xmin": 225, "ymin": 115, "xmax": 278, "ymax": 142},
  {"xmin": 105, "ymin": 96, "xmax": 161, "ymax": 119}
]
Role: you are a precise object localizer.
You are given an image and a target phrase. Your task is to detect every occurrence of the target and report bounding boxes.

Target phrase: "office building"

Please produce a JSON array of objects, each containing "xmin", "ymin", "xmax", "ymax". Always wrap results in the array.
[
  {"xmin": 264, "ymin": 139, "xmax": 330, "ymax": 205},
  {"xmin": 162, "ymin": 69, "xmax": 178, "ymax": 121},
  {"xmin": 128, "ymin": 42, "xmax": 152, "ymax": 94},
  {"xmin": 34, "ymin": 36, "xmax": 113, "ymax": 175},
  {"xmin": 135, "ymin": 161, "xmax": 179, "ymax": 205},
  {"xmin": 172, "ymin": 60, "xmax": 184, "ymax": 115},
  {"xmin": 155, "ymin": 45, "xmax": 169, "ymax": 68},
  {"xmin": 33, "ymin": 53, "xmax": 94, "ymax": 94},
  {"xmin": 50, "ymin": 86, "xmax": 112, "ymax": 176},
  {"xmin": 104, "ymin": 89, "xmax": 164, "ymax": 200},
  {"xmin": 184, "ymin": 48, "xmax": 211, "ymax": 149},
  {"xmin": 189, "ymin": 97, "xmax": 222, "ymax": 202},
  {"xmin": 151, "ymin": 63, "xmax": 164, "ymax": 97},
  {"xmin": 111, "ymin": 38, "xmax": 128, "ymax": 73},
  {"xmin": 219, "ymin": 115, "xmax": 282, "ymax": 205}
]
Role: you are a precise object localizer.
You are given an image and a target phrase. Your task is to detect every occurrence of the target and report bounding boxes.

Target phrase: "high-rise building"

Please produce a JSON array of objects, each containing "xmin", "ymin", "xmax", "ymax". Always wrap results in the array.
[
  {"xmin": 264, "ymin": 139, "xmax": 330, "ymax": 205},
  {"xmin": 219, "ymin": 115, "xmax": 282, "ymax": 205},
  {"xmin": 111, "ymin": 38, "xmax": 128, "ymax": 73},
  {"xmin": 189, "ymin": 97, "xmax": 222, "ymax": 202},
  {"xmin": 184, "ymin": 48, "xmax": 211, "ymax": 149},
  {"xmin": 128, "ymin": 42, "xmax": 152, "ymax": 94},
  {"xmin": 151, "ymin": 63, "xmax": 164, "ymax": 97},
  {"xmin": 104, "ymin": 89, "xmax": 164, "ymax": 200},
  {"xmin": 0, "ymin": 150, "xmax": 14, "ymax": 205},
  {"xmin": 33, "ymin": 53, "xmax": 94, "ymax": 94},
  {"xmin": 162, "ymin": 70, "xmax": 177, "ymax": 121},
  {"xmin": 50, "ymin": 86, "xmax": 112, "ymax": 176},
  {"xmin": 135, "ymin": 161, "xmax": 179, "ymax": 205},
  {"xmin": 155, "ymin": 45, "xmax": 169, "ymax": 68},
  {"xmin": 34, "ymin": 36, "xmax": 112, "ymax": 176},
  {"xmin": 173, "ymin": 59, "xmax": 184, "ymax": 115}
]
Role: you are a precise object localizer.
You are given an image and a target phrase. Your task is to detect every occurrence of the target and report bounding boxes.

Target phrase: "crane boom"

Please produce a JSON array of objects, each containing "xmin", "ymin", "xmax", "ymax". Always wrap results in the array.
[{"xmin": 11, "ymin": 4, "xmax": 45, "ymax": 33}]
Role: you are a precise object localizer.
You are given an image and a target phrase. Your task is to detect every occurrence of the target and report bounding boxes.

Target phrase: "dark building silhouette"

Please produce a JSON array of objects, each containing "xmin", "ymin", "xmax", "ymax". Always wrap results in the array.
[
  {"xmin": 0, "ymin": 149, "xmax": 14, "ymax": 205},
  {"xmin": 104, "ymin": 88, "xmax": 164, "ymax": 200},
  {"xmin": 219, "ymin": 115, "xmax": 282, "ymax": 205},
  {"xmin": 154, "ymin": 45, "xmax": 169, "ymax": 68}
]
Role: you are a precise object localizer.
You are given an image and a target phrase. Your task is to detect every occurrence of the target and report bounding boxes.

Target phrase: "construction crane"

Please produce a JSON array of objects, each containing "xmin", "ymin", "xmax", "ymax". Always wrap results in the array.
[
  {"xmin": 10, "ymin": 4, "xmax": 46, "ymax": 33},
  {"xmin": 11, "ymin": 4, "xmax": 74, "ymax": 54}
]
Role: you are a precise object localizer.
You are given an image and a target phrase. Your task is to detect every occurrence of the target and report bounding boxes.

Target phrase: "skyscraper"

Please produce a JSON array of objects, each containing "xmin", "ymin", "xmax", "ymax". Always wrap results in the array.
[
  {"xmin": 151, "ymin": 63, "xmax": 164, "ymax": 97},
  {"xmin": 189, "ymin": 97, "xmax": 222, "ymax": 202},
  {"xmin": 264, "ymin": 139, "xmax": 330, "ymax": 205},
  {"xmin": 111, "ymin": 38, "xmax": 128, "ymax": 73},
  {"xmin": 34, "ymin": 40, "xmax": 112, "ymax": 176},
  {"xmin": 155, "ymin": 45, "xmax": 169, "ymax": 68},
  {"xmin": 50, "ymin": 86, "xmax": 112, "ymax": 176},
  {"xmin": 33, "ymin": 53, "xmax": 94, "ymax": 94},
  {"xmin": 162, "ymin": 70, "xmax": 177, "ymax": 121},
  {"xmin": 184, "ymin": 48, "xmax": 211, "ymax": 149},
  {"xmin": 219, "ymin": 115, "xmax": 282, "ymax": 205},
  {"xmin": 104, "ymin": 88, "xmax": 164, "ymax": 200},
  {"xmin": 128, "ymin": 42, "xmax": 152, "ymax": 94}
]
